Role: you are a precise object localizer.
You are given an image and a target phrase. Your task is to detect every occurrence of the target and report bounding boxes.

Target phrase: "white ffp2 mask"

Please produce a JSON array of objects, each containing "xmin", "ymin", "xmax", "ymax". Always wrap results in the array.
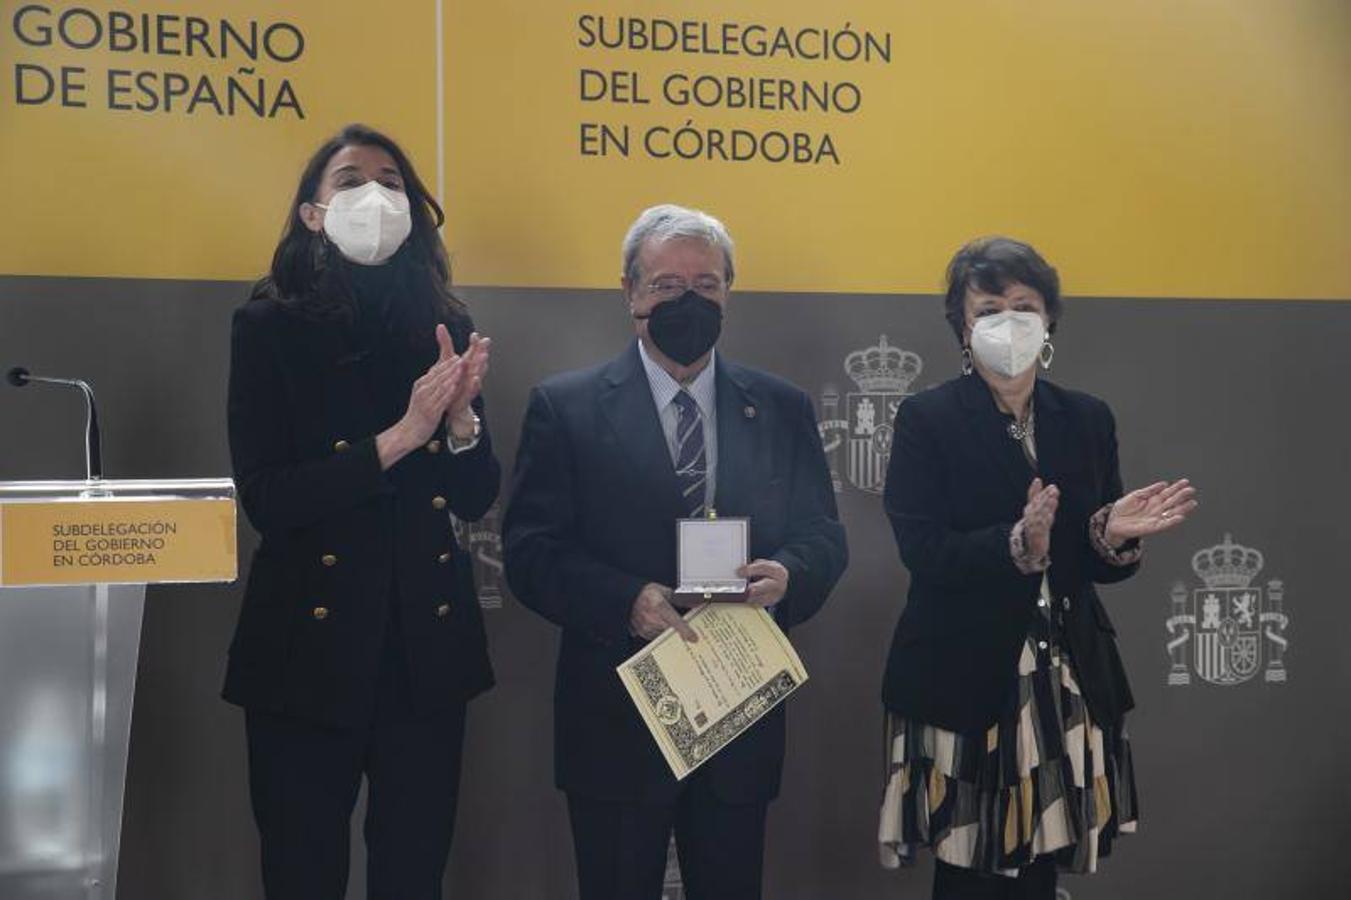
[
  {"xmin": 970, "ymin": 311, "xmax": 1046, "ymax": 378},
  {"xmin": 315, "ymin": 181, "xmax": 412, "ymax": 265}
]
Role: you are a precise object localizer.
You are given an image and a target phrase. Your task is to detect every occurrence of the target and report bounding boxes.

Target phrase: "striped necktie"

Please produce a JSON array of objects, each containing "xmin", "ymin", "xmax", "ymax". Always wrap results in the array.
[{"xmin": 671, "ymin": 390, "xmax": 707, "ymax": 517}]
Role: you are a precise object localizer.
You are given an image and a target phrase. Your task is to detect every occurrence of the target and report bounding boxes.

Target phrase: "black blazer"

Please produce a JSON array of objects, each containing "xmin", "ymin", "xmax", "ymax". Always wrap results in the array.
[
  {"xmin": 223, "ymin": 297, "xmax": 499, "ymax": 728},
  {"xmin": 502, "ymin": 342, "xmax": 847, "ymax": 804},
  {"xmin": 881, "ymin": 373, "xmax": 1137, "ymax": 735}
]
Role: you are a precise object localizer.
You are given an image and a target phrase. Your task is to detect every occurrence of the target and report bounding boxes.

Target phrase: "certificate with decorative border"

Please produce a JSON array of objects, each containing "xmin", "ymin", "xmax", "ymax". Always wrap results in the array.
[{"xmin": 616, "ymin": 603, "xmax": 808, "ymax": 780}]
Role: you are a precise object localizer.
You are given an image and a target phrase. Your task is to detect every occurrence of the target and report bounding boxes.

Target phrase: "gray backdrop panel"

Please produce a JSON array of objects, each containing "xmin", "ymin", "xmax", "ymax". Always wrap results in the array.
[{"xmin": 0, "ymin": 275, "xmax": 1346, "ymax": 898}]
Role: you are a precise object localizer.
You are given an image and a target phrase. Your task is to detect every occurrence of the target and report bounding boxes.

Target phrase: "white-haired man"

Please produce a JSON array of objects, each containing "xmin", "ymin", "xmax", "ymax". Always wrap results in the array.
[{"xmin": 504, "ymin": 204, "xmax": 848, "ymax": 899}]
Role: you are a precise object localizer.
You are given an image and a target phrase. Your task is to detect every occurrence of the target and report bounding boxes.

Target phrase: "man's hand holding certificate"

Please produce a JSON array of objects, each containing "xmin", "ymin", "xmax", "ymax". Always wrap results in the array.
[
  {"xmin": 622, "ymin": 515, "xmax": 809, "ymax": 778},
  {"xmin": 629, "ymin": 582, "xmax": 698, "ymax": 642},
  {"xmin": 617, "ymin": 600, "xmax": 809, "ymax": 780}
]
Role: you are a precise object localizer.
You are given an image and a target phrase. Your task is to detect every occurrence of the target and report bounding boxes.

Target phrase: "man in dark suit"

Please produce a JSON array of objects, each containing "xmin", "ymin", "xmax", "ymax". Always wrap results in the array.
[{"xmin": 503, "ymin": 204, "xmax": 847, "ymax": 900}]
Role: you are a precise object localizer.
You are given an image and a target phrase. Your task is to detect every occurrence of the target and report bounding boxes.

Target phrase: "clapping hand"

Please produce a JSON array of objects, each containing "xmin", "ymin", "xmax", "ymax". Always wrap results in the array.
[
  {"xmin": 378, "ymin": 324, "xmax": 492, "ymax": 469},
  {"xmin": 1105, "ymin": 479, "xmax": 1197, "ymax": 546},
  {"xmin": 1021, "ymin": 477, "xmax": 1060, "ymax": 560},
  {"xmin": 397, "ymin": 327, "xmax": 469, "ymax": 447},
  {"xmin": 434, "ymin": 324, "xmax": 491, "ymax": 436}
]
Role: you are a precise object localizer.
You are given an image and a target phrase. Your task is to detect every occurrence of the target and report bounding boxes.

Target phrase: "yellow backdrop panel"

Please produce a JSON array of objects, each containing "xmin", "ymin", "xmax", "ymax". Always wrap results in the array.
[
  {"xmin": 444, "ymin": 0, "xmax": 1350, "ymax": 298},
  {"xmin": 3, "ymin": 1, "xmax": 1348, "ymax": 299},
  {"xmin": 1, "ymin": 0, "xmax": 437, "ymax": 282}
]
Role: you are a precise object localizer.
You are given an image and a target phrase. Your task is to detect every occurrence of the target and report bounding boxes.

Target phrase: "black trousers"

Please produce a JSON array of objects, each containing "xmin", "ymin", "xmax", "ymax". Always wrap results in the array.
[
  {"xmin": 566, "ymin": 771, "xmax": 769, "ymax": 900},
  {"xmin": 933, "ymin": 857, "xmax": 1058, "ymax": 900},
  {"xmin": 244, "ymin": 639, "xmax": 467, "ymax": 900}
]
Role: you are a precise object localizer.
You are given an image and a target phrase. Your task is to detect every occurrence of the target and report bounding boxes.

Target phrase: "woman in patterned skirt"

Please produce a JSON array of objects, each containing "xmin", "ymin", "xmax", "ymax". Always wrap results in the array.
[{"xmin": 877, "ymin": 237, "xmax": 1198, "ymax": 898}]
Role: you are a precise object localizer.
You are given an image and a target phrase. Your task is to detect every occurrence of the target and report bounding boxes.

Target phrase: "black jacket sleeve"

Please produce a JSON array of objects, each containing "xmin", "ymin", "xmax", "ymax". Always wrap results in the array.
[
  {"xmin": 883, "ymin": 397, "xmax": 1028, "ymax": 591},
  {"xmin": 1088, "ymin": 401, "xmax": 1141, "ymax": 585},
  {"xmin": 438, "ymin": 392, "xmax": 499, "ymax": 522},
  {"xmin": 502, "ymin": 386, "xmax": 648, "ymax": 646}
]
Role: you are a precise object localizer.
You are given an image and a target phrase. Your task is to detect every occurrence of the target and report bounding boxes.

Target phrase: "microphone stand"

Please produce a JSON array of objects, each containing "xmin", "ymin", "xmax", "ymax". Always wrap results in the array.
[{"xmin": 6, "ymin": 366, "xmax": 105, "ymax": 484}]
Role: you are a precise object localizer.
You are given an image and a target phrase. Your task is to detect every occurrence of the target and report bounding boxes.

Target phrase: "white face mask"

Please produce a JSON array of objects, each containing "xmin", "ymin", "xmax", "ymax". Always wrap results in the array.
[
  {"xmin": 315, "ymin": 181, "xmax": 412, "ymax": 265},
  {"xmin": 969, "ymin": 310, "xmax": 1047, "ymax": 378}
]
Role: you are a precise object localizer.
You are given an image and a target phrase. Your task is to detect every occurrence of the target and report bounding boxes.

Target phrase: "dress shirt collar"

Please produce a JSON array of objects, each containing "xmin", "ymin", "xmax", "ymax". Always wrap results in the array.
[{"xmin": 637, "ymin": 339, "xmax": 717, "ymax": 420}]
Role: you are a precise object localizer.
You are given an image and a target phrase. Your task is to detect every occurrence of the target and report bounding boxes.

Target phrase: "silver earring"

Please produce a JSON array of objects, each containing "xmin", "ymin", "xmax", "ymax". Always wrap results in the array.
[
  {"xmin": 1039, "ymin": 339, "xmax": 1055, "ymax": 371},
  {"xmin": 961, "ymin": 346, "xmax": 974, "ymax": 376}
]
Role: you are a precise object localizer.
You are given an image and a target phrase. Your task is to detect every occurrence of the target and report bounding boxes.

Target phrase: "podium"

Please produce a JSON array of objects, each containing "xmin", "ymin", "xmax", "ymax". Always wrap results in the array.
[{"xmin": 0, "ymin": 479, "xmax": 236, "ymax": 900}]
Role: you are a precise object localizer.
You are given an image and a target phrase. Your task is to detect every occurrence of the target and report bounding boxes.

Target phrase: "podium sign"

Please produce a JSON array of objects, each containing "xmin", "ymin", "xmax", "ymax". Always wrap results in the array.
[
  {"xmin": 0, "ymin": 479, "xmax": 236, "ymax": 900},
  {"xmin": 0, "ymin": 497, "xmax": 236, "ymax": 587}
]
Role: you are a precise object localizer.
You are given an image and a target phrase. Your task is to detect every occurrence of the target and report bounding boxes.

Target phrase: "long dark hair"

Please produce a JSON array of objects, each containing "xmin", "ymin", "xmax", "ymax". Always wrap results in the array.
[{"xmin": 253, "ymin": 123, "xmax": 465, "ymax": 339}]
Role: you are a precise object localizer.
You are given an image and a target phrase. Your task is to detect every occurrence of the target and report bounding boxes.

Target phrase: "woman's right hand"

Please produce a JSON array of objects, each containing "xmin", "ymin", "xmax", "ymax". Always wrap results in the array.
[
  {"xmin": 1020, "ymin": 477, "xmax": 1060, "ymax": 560},
  {"xmin": 376, "ymin": 347, "xmax": 467, "ymax": 469},
  {"xmin": 438, "ymin": 326, "xmax": 491, "ymax": 434},
  {"xmin": 402, "ymin": 354, "xmax": 466, "ymax": 445}
]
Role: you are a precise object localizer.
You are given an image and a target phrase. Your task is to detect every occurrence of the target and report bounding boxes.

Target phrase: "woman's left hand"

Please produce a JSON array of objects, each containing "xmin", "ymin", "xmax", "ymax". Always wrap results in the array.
[
  {"xmin": 1106, "ymin": 478, "xmax": 1198, "ymax": 546},
  {"xmin": 435, "ymin": 325, "xmax": 491, "ymax": 434}
]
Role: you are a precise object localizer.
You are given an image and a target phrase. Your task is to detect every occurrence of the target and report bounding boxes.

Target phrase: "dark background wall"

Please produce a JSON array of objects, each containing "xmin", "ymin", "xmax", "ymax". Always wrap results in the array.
[{"xmin": 1, "ymin": 276, "xmax": 1347, "ymax": 898}]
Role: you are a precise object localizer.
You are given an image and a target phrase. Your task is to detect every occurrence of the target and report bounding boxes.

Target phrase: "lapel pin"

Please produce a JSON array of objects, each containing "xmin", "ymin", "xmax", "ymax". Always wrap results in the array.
[{"xmin": 744, "ymin": 405, "xmax": 756, "ymax": 420}]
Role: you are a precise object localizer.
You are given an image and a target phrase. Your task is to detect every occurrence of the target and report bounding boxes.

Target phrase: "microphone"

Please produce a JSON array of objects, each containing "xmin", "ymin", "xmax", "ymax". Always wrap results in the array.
[{"xmin": 6, "ymin": 366, "xmax": 104, "ymax": 480}]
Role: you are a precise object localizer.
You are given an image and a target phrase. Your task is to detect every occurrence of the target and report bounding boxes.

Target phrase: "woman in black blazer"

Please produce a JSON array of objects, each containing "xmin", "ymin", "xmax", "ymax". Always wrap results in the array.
[
  {"xmin": 224, "ymin": 124, "xmax": 499, "ymax": 900},
  {"xmin": 877, "ymin": 238, "xmax": 1197, "ymax": 899}
]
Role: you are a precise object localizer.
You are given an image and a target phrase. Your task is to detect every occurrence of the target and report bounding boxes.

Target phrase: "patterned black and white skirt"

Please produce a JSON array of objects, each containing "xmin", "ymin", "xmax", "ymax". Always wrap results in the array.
[{"xmin": 878, "ymin": 626, "xmax": 1139, "ymax": 877}]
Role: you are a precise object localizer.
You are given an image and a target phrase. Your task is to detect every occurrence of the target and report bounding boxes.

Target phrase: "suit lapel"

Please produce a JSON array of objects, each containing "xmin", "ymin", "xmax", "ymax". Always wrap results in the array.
[
  {"xmin": 957, "ymin": 372, "xmax": 1035, "ymax": 501},
  {"xmin": 598, "ymin": 342, "xmax": 686, "ymax": 520},
  {"xmin": 712, "ymin": 358, "xmax": 760, "ymax": 517},
  {"xmin": 1028, "ymin": 379, "xmax": 1073, "ymax": 485}
]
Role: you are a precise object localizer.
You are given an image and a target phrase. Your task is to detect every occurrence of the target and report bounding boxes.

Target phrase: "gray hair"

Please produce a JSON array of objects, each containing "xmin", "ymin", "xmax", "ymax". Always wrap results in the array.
[{"xmin": 621, "ymin": 204, "xmax": 736, "ymax": 286}]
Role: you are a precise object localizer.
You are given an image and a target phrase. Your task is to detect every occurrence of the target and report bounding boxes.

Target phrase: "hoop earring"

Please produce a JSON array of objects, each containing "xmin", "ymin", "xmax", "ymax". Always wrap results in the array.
[
  {"xmin": 1039, "ymin": 339, "xmax": 1055, "ymax": 371},
  {"xmin": 961, "ymin": 346, "xmax": 974, "ymax": 376}
]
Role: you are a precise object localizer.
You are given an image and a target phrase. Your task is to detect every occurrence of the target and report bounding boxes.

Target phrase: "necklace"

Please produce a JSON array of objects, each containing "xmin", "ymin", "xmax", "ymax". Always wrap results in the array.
[{"xmin": 1007, "ymin": 399, "xmax": 1034, "ymax": 441}]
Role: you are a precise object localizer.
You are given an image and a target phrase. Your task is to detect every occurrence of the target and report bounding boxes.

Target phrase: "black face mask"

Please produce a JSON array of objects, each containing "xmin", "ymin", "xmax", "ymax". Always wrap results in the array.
[{"xmin": 635, "ymin": 289, "xmax": 723, "ymax": 365}]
